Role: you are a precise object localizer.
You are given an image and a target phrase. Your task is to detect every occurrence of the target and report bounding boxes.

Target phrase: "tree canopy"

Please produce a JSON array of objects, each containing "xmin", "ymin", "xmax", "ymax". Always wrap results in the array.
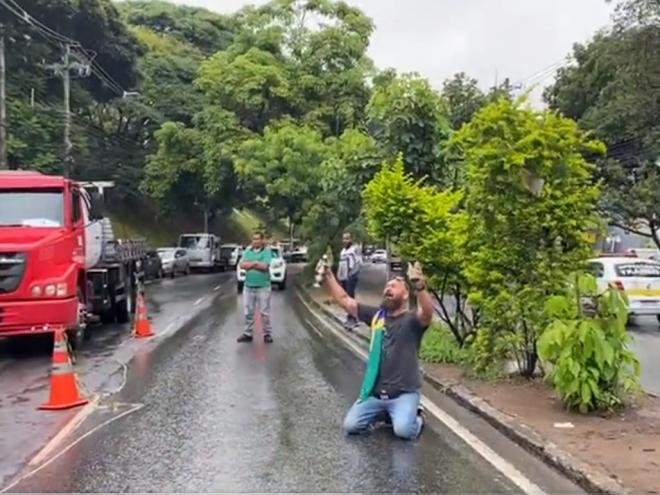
[{"xmin": 546, "ymin": 0, "xmax": 660, "ymax": 245}]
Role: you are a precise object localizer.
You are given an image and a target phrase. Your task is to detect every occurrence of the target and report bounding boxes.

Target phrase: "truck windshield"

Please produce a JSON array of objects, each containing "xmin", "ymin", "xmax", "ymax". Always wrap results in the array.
[
  {"xmin": 0, "ymin": 189, "xmax": 64, "ymax": 227},
  {"xmin": 179, "ymin": 236, "xmax": 209, "ymax": 249}
]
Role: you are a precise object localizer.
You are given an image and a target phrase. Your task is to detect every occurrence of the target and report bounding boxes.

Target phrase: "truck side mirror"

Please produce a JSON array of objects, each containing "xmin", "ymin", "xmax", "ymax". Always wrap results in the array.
[{"xmin": 89, "ymin": 192, "xmax": 105, "ymax": 220}]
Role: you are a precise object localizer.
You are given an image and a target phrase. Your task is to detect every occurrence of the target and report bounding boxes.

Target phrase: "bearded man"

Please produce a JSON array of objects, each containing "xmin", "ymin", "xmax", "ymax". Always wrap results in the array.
[{"xmin": 322, "ymin": 262, "xmax": 433, "ymax": 440}]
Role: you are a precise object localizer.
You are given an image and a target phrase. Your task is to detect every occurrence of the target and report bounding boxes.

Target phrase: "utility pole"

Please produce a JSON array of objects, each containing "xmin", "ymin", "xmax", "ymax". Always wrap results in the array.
[
  {"xmin": 62, "ymin": 44, "xmax": 72, "ymax": 175},
  {"xmin": 46, "ymin": 43, "xmax": 90, "ymax": 177},
  {"xmin": 0, "ymin": 35, "xmax": 7, "ymax": 170}
]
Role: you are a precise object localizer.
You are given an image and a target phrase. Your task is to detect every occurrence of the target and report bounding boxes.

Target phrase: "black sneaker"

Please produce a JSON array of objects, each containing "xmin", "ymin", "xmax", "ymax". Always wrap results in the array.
[
  {"xmin": 237, "ymin": 334, "xmax": 253, "ymax": 343},
  {"xmin": 417, "ymin": 406, "xmax": 426, "ymax": 437},
  {"xmin": 264, "ymin": 334, "xmax": 274, "ymax": 344}
]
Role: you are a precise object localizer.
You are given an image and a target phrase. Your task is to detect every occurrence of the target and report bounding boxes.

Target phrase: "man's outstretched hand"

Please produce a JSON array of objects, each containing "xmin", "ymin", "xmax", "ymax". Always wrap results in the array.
[{"xmin": 407, "ymin": 261, "xmax": 426, "ymax": 286}]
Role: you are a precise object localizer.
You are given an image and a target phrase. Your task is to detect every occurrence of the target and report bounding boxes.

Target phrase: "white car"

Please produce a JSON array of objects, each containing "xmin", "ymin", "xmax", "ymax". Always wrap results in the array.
[
  {"xmin": 157, "ymin": 247, "xmax": 191, "ymax": 278},
  {"xmin": 371, "ymin": 249, "xmax": 388, "ymax": 264},
  {"xmin": 289, "ymin": 245, "xmax": 308, "ymax": 263},
  {"xmin": 588, "ymin": 256, "xmax": 660, "ymax": 322},
  {"xmin": 221, "ymin": 244, "xmax": 243, "ymax": 268},
  {"xmin": 237, "ymin": 246, "xmax": 287, "ymax": 293}
]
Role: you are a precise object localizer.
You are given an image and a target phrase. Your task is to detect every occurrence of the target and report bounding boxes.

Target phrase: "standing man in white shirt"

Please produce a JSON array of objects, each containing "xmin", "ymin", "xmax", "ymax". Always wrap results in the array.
[{"xmin": 337, "ymin": 232, "xmax": 362, "ymax": 330}]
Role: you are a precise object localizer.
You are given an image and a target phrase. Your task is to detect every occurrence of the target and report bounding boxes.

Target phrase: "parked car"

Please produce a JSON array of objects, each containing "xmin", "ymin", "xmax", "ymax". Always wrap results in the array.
[
  {"xmin": 221, "ymin": 243, "xmax": 243, "ymax": 268},
  {"xmin": 372, "ymin": 249, "xmax": 388, "ymax": 264},
  {"xmin": 289, "ymin": 245, "xmax": 308, "ymax": 263},
  {"xmin": 588, "ymin": 256, "xmax": 660, "ymax": 322},
  {"xmin": 389, "ymin": 251, "xmax": 404, "ymax": 273},
  {"xmin": 236, "ymin": 246, "xmax": 287, "ymax": 293},
  {"xmin": 158, "ymin": 248, "xmax": 190, "ymax": 278},
  {"xmin": 144, "ymin": 250, "xmax": 164, "ymax": 280}
]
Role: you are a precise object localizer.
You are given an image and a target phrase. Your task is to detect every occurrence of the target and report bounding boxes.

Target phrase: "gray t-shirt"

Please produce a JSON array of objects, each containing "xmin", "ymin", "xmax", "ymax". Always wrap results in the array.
[{"xmin": 357, "ymin": 304, "xmax": 429, "ymax": 395}]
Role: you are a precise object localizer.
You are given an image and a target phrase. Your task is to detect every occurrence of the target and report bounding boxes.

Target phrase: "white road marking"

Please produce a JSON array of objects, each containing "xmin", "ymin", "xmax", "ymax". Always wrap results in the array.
[
  {"xmin": 194, "ymin": 297, "xmax": 204, "ymax": 306},
  {"xmin": 27, "ymin": 394, "xmax": 100, "ymax": 467},
  {"xmin": 299, "ymin": 293, "xmax": 546, "ymax": 495},
  {"xmin": 2, "ymin": 404, "xmax": 144, "ymax": 493},
  {"xmin": 213, "ymin": 284, "xmax": 222, "ymax": 291}
]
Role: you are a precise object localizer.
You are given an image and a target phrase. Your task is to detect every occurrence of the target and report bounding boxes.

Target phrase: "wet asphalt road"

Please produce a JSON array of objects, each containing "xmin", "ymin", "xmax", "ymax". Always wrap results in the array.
[
  {"xmin": 0, "ymin": 271, "xmax": 231, "ymax": 487},
  {"xmin": 7, "ymin": 285, "xmax": 519, "ymax": 493}
]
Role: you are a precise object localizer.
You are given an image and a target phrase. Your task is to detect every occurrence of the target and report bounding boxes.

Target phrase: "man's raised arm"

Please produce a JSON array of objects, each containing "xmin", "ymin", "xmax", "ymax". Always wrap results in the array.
[{"xmin": 323, "ymin": 266, "xmax": 358, "ymax": 318}]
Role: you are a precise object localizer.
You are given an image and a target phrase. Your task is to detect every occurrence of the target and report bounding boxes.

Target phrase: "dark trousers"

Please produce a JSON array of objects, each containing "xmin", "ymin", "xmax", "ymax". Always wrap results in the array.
[{"xmin": 340, "ymin": 275, "xmax": 359, "ymax": 324}]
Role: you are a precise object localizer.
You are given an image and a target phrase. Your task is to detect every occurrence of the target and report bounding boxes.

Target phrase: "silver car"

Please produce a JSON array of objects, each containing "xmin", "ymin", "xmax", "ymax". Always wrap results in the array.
[{"xmin": 157, "ymin": 248, "xmax": 190, "ymax": 278}]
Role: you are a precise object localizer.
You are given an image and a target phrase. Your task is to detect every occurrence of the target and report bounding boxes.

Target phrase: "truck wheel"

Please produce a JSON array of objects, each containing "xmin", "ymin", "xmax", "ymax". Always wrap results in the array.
[
  {"xmin": 115, "ymin": 282, "xmax": 134, "ymax": 325},
  {"xmin": 100, "ymin": 309, "xmax": 115, "ymax": 324},
  {"xmin": 67, "ymin": 289, "xmax": 87, "ymax": 357},
  {"xmin": 237, "ymin": 282, "xmax": 244, "ymax": 294},
  {"xmin": 279, "ymin": 279, "xmax": 287, "ymax": 291}
]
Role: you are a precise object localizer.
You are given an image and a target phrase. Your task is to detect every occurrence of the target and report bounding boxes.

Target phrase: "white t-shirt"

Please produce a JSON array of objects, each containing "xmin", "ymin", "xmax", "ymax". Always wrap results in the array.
[{"xmin": 338, "ymin": 244, "xmax": 361, "ymax": 281}]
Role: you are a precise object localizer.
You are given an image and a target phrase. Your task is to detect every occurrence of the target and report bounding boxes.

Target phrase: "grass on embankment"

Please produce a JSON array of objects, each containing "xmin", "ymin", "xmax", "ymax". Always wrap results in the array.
[{"xmin": 108, "ymin": 204, "xmax": 287, "ymax": 248}]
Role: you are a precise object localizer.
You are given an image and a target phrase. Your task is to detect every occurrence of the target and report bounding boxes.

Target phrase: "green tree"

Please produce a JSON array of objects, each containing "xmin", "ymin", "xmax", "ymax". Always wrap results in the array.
[
  {"xmin": 442, "ymin": 72, "xmax": 487, "ymax": 130},
  {"xmin": 143, "ymin": 109, "xmax": 246, "ymax": 218},
  {"xmin": 118, "ymin": 0, "xmax": 236, "ymax": 55},
  {"xmin": 3, "ymin": 0, "xmax": 144, "ymax": 190},
  {"xmin": 196, "ymin": 48, "xmax": 293, "ymax": 134},
  {"xmin": 545, "ymin": 6, "xmax": 660, "ymax": 245},
  {"xmin": 129, "ymin": 26, "xmax": 204, "ymax": 125},
  {"xmin": 362, "ymin": 157, "xmax": 473, "ymax": 344},
  {"xmin": 236, "ymin": 120, "xmax": 328, "ymax": 238},
  {"xmin": 302, "ymin": 129, "xmax": 380, "ymax": 256},
  {"xmin": 451, "ymin": 99, "xmax": 604, "ymax": 377},
  {"xmin": 367, "ymin": 74, "xmax": 451, "ymax": 183}
]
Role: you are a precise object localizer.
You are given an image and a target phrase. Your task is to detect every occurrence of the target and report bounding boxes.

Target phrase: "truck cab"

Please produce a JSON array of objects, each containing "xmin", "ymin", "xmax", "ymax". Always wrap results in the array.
[
  {"xmin": 0, "ymin": 171, "xmax": 144, "ymax": 346},
  {"xmin": 0, "ymin": 171, "xmax": 93, "ymax": 341},
  {"xmin": 178, "ymin": 233, "xmax": 225, "ymax": 272}
]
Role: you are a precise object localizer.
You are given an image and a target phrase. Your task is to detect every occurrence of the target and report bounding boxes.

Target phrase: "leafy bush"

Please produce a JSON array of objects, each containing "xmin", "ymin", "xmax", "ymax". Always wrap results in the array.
[
  {"xmin": 420, "ymin": 323, "xmax": 468, "ymax": 365},
  {"xmin": 538, "ymin": 274, "xmax": 640, "ymax": 413},
  {"xmin": 449, "ymin": 98, "xmax": 604, "ymax": 377}
]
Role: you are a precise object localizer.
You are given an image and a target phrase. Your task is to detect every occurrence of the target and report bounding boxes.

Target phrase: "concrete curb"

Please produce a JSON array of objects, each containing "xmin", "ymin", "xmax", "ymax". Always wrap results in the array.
[{"xmin": 296, "ymin": 282, "xmax": 629, "ymax": 495}]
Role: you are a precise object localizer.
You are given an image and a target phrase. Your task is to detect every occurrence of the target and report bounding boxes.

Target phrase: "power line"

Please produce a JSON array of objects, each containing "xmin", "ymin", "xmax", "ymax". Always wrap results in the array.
[{"xmin": 0, "ymin": 0, "xmax": 129, "ymax": 97}]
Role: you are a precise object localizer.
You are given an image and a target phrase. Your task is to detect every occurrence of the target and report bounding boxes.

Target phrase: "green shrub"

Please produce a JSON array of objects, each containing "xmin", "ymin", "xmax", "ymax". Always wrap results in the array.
[
  {"xmin": 420, "ymin": 323, "xmax": 468, "ymax": 365},
  {"xmin": 538, "ymin": 273, "xmax": 640, "ymax": 413}
]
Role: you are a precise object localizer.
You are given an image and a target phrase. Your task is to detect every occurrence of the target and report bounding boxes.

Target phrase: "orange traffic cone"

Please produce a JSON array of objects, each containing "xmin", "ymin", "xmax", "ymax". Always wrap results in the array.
[
  {"xmin": 39, "ymin": 327, "xmax": 89, "ymax": 410},
  {"xmin": 134, "ymin": 292, "xmax": 154, "ymax": 338}
]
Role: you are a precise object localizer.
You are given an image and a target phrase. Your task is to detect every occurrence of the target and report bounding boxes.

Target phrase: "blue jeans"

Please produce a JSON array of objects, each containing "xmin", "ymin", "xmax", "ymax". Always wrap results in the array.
[
  {"xmin": 340, "ymin": 275, "xmax": 359, "ymax": 325},
  {"xmin": 243, "ymin": 287, "xmax": 272, "ymax": 336},
  {"xmin": 343, "ymin": 392, "xmax": 422, "ymax": 440}
]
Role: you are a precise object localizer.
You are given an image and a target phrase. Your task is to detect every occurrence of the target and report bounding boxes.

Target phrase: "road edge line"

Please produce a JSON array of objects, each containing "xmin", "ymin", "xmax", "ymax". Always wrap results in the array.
[{"xmin": 296, "ymin": 283, "xmax": 629, "ymax": 495}]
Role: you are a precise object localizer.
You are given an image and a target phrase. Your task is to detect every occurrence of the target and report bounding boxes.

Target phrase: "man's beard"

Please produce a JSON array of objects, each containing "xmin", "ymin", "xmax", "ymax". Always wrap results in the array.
[{"xmin": 381, "ymin": 295, "xmax": 402, "ymax": 312}]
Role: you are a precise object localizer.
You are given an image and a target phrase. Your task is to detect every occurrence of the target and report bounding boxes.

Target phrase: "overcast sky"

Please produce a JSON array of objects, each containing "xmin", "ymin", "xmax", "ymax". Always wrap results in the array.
[{"xmin": 170, "ymin": 0, "xmax": 615, "ymax": 101}]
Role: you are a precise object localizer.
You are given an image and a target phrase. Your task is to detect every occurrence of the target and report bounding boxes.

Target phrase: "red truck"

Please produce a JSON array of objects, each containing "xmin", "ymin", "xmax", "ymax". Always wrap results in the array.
[{"xmin": 0, "ymin": 171, "xmax": 146, "ymax": 347}]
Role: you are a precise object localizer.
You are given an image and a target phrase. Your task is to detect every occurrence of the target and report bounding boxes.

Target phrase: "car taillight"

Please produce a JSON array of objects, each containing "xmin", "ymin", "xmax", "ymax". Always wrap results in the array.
[{"xmin": 613, "ymin": 280, "xmax": 625, "ymax": 291}]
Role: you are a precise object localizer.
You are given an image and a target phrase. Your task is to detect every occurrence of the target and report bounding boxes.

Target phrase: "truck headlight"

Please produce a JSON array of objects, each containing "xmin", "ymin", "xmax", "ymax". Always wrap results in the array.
[
  {"xmin": 56, "ymin": 283, "xmax": 68, "ymax": 297},
  {"xmin": 42, "ymin": 283, "xmax": 68, "ymax": 297}
]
